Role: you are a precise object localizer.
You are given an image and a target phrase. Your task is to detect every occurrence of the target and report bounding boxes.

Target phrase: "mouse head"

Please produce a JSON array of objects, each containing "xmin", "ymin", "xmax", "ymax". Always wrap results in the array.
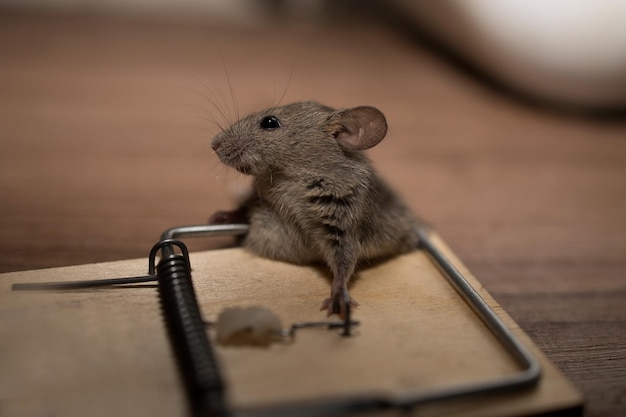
[{"xmin": 211, "ymin": 101, "xmax": 387, "ymax": 176}]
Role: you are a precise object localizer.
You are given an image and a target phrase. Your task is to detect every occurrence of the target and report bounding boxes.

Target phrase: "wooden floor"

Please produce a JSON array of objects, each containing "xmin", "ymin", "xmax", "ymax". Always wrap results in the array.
[{"xmin": 0, "ymin": 11, "xmax": 625, "ymax": 417}]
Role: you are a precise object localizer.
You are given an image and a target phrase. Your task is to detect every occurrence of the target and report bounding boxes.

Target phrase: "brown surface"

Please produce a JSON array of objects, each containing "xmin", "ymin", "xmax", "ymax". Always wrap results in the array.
[
  {"xmin": 0, "ymin": 11, "xmax": 624, "ymax": 417},
  {"xmin": 0, "ymin": 236, "xmax": 581, "ymax": 417}
]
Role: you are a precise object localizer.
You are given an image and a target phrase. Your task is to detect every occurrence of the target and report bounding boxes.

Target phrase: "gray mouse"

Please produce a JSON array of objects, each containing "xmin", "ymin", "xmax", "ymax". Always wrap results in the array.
[{"xmin": 210, "ymin": 101, "xmax": 418, "ymax": 316}]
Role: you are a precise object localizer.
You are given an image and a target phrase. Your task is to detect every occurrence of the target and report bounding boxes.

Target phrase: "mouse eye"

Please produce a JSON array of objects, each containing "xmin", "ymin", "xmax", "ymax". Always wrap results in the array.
[{"xmin": 260, "ymin": 115, "xmax": 281, "ymax": 130}]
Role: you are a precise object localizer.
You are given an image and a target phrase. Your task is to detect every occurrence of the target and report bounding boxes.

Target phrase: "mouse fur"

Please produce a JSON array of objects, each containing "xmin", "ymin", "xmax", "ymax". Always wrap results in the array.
[{"xmin": 211, "ymin": 101, "xmax": 417, "ymax": 316}]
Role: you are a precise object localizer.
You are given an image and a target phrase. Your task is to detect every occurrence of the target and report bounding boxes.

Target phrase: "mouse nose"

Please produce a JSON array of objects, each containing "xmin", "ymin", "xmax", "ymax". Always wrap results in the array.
[{"xmin": 211, "ymin": 138, "xmax": 221, "ymax": 151}]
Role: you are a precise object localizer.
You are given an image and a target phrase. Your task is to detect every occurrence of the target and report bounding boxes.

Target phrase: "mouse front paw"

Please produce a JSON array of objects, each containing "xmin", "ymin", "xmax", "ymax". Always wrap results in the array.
[
  {"xmin": 208, "ymin": 208, "xmax": 247, "ymax": 225},
  {"xmin": 321, "ymin": 293, "xmax": 359, "ymax": 318}
]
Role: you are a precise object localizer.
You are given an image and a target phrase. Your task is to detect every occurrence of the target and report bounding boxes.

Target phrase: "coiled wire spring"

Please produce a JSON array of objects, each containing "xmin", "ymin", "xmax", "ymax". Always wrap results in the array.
[{"xmin": 155, "ymin": 240, "xmax": 228, "ymax": 417}]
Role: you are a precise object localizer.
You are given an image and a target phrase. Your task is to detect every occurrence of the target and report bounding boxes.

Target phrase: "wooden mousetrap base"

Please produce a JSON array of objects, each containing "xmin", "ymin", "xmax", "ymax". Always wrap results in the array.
[{"xmin": 0, "ymin": 232, "xmax": 582, "ymax": 417}]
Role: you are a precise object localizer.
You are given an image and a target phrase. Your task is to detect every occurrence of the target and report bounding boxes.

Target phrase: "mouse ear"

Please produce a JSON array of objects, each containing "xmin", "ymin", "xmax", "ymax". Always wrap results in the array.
[{"xmin": 333, "ymin": 106, "xmax": 388, "ymax": 150}]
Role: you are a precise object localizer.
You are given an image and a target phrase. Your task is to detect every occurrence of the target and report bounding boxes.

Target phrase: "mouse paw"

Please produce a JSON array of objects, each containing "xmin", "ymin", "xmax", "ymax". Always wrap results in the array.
[
  {"xmin": 208, "ymin": 209, "xmax": 247, "ymax": 225},
  {"xmin": 321, "ymin": 294, "xmax": 359, "ymax": 318}
]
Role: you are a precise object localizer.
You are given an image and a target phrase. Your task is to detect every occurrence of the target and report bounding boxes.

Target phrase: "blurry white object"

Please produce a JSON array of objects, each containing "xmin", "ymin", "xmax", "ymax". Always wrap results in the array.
[
  {"xmin": 216, "ymin": 306, "xmax": 283, "ymax": 346},
  {"xmin": 390, "ymin": 0, "xmax": 626, "ymax": 108}
]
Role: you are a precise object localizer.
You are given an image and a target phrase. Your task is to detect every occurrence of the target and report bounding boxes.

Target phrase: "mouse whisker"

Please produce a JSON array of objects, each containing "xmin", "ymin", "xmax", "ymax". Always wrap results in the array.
[
  {"xmin": 185, "ymin": 72, "xmax": 234, "ymax": 128},
  {"xmin": 181, "ymin": 88, "xmax": 230, "ymax": 129},
  {"xmin": 188, "ymin": 113, "xmax": 226, "ymax": 131},
  {"xmin": 221, "ymin": 60, "xmax": 240, "ymax": 126},
  {"xmin": 273, "ymin": 64, "xmax": 294, "ymax": 109}
]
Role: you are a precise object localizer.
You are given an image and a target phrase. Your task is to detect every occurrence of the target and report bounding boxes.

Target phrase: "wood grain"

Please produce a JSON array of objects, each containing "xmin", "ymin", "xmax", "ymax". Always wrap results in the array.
[{"xmin": 0, "ymin": 11, "xmax": 625, "ymax": 417}]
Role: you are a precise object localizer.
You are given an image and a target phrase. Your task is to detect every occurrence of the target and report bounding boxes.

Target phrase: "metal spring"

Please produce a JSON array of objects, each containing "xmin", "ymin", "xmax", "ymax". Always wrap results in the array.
[{"xmin": 156, "ymin": 249, "xmax": 228, "ymax": 417}]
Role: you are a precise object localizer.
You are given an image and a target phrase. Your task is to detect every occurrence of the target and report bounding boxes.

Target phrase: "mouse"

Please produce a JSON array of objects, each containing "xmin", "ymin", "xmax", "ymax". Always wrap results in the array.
[{"xmin": 210, "ymin": 101, "xmax": 418, "ymax": 316}]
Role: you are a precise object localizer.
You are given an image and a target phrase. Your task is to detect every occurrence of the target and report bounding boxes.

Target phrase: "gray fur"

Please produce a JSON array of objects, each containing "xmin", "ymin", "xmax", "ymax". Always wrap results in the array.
[{"xmin": 211, "ymin": 101, "xmax": 417, "ymax": 315}]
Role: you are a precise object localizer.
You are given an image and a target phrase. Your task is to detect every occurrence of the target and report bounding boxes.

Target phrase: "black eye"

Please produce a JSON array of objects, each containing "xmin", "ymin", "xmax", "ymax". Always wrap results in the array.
[{"xmin": 260, "ymin": 115, "xmax": 281, "ymax": 130}]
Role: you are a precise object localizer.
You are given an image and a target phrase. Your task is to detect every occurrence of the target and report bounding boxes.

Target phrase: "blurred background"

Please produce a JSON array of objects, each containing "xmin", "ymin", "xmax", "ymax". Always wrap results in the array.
[{"xmin": 0, "ymin": 1, "xmax": 625, "ymax": 416}]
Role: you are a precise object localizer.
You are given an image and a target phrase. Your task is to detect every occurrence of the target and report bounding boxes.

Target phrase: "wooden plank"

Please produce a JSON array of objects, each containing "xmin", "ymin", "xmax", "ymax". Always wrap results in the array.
[{"xmin": 495, "ymin": 292, "xmax": 626, "ymax": 417}]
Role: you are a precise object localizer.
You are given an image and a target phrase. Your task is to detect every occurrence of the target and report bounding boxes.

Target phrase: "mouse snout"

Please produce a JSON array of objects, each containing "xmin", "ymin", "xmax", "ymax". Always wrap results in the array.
[
  {"xmin": 211, "ymin": 136, "xmax": 222, "ymax": 151},
  {"xmin": 212, "ymin": 130, "xmax": 238, "ymax": 152}
]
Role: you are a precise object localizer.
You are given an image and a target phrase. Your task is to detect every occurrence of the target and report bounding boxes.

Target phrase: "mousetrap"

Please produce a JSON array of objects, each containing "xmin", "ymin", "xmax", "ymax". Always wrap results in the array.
[{"xmin": 0, "ymin": 223, "xmax": 582, "ymax": 417}]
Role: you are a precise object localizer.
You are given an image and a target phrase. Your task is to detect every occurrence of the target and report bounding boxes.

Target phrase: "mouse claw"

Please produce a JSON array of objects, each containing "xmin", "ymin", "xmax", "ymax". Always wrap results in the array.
[{"xmin": 321, "ymin": 294, "xmax": 358, "ymax": 319}]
